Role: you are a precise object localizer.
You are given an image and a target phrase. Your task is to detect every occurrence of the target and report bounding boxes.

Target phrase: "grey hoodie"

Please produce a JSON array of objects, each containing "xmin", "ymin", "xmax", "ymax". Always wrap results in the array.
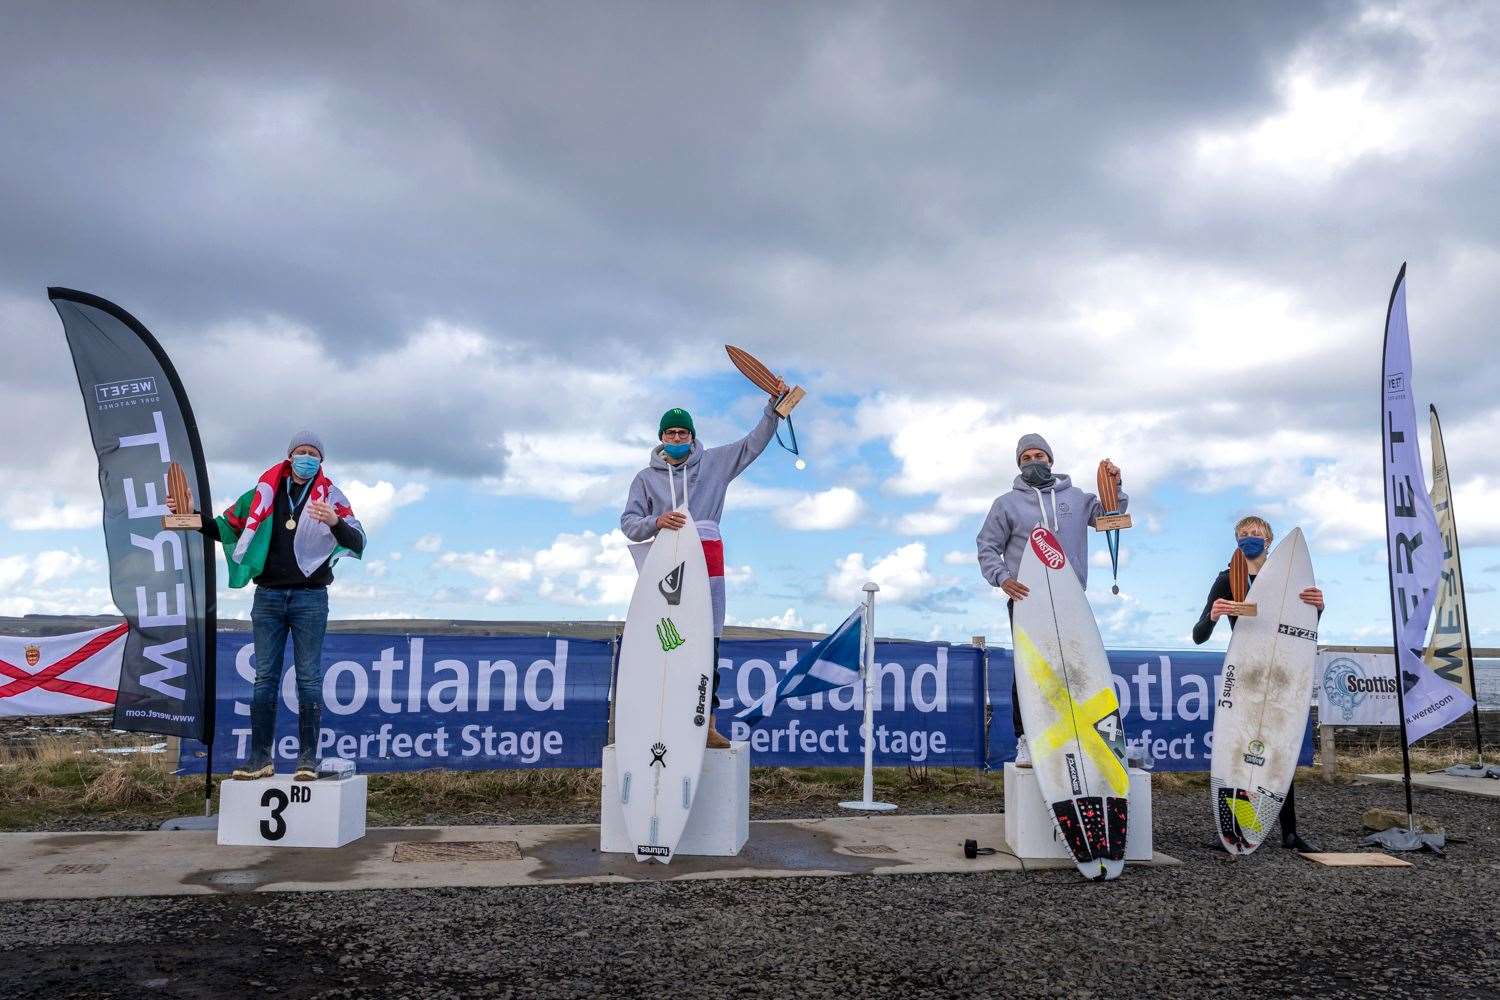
[
  {"xmin": 620, "ymin": 403, "xmax": 780, "ymax": 542},
  {"xmin": 975, "ymin": 472, "xmax": 1128, "ymax": 589}
]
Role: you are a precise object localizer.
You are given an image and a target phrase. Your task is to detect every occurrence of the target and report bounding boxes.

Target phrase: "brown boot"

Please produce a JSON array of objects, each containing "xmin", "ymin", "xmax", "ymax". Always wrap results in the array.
[{"xmin": 706, "ymin": 726, "xmax": 731, "ymax": 749}]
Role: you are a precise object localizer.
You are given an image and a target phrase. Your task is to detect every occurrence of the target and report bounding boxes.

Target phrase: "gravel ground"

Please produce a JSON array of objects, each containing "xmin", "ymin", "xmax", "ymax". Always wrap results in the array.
[{"xmin": 3, "ymin": 781, "xmax": 1498, "ymax": 1000}]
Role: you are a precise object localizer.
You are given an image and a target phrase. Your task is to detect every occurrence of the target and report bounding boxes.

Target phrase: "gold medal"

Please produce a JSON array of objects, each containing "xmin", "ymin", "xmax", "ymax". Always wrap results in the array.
[{"xmin": 286, "ymin": 518, "xmax": 297, "ymax": 530}]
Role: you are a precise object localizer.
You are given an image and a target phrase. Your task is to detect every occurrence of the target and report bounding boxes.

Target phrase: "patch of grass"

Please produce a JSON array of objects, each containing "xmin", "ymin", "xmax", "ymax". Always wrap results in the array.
[
  {"xmin": 0, "ymin": 735, "xmax": 203, "ymax": 830},
  {"xmin": 2, "ymin": 732, "xmax": 1489, "ymax": 831}
]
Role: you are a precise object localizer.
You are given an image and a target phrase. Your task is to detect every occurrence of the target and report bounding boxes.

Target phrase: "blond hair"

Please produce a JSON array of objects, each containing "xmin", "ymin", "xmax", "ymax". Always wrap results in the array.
[{"xmin": 1234, "ymin": 515, "xmax": 1273, "ymax": 544}]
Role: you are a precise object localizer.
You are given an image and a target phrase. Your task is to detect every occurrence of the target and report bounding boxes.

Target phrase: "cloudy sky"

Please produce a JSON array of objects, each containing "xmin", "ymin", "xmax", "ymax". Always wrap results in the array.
[{"xmin": 3, "ymin": 1, "xmax": 1499, "ymax": 649}]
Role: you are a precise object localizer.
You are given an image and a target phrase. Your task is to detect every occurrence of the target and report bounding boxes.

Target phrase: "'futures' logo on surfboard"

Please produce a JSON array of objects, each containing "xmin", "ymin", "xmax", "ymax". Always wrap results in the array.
[
  {"xmin": 658, "ymin": 562, "xmax": 685, "ymax": 606},
  {"xmin": 1029, "ymin": 526, "xmax": 1066, "ymax": 570}
]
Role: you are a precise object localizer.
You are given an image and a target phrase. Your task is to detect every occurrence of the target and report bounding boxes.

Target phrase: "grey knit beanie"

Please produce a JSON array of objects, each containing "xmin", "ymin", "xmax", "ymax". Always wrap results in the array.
[
  {"xmin": 1015, "ymin": 433, "xmax": 1053, "ymax": 466},
  {"xmin": 287, "ymin": 429, "xmax": 325, "ymax": 459}
]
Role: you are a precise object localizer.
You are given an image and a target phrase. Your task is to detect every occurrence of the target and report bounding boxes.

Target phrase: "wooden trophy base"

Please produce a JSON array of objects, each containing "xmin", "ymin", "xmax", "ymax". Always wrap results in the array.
[
  {"xmin": 1224, "ymin": 602, "xmax": 1257, "ymax": 617},
  {"xmin": 1094, "ymin": 513, "xmax": 1132, "ymax": 532},
  {"xmin": 162, "ymin": 514, "xmax": 202, "ymax": 530},
  {"xmin": 774, "ymin": 386, "xmax": 806, "ymax": 418}
]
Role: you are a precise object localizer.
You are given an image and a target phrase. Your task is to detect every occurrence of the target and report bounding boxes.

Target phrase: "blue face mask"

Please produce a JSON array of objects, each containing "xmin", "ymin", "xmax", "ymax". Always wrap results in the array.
[
  {"xmin": 1237, "ymin": 536, "xmax": 1266, "ymax": 559},
  {"xmin": 663, "ymin": 442, "xmax": 691, "ymax": 460},
  {"xmin": 290, "ymin": 454, "xmax": 321, "ymax": 480}
]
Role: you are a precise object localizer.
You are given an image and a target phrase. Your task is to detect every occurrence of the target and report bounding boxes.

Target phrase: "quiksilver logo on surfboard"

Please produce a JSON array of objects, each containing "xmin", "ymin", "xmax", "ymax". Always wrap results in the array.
[
  {"xmin": 658, "ymin": 562, "xmax": 685, "ymax": 606},
  {"xmin": 1029, "ymin": 526, "xmax": 1066, "ymax": 569}
]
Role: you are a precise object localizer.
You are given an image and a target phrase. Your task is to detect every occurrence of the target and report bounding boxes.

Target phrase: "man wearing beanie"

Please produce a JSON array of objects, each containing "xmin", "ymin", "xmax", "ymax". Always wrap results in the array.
[
  {"xmin": 975, "ymin": 433, "xmax": 1125, "ymax": 766},
  {"xmin": 620, "ymin": 380, "xmax": 786, "ymax": 748},
  {"xmin": 168, "ymin": 430, "xmax": 366, "ymax": 780}
]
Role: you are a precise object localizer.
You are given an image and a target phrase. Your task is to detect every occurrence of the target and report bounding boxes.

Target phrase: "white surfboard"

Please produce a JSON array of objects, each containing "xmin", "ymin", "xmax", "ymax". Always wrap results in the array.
[
  {"xmin": 1011, "ymin": 524, "xmax": 1130, "ymax": 880},
  {"xmin": 1210, "ymin": 528, "xmax": 1318, "ymax": 855},
  {"xmin": 614, "ymin": 506, "xmax": 715, "ymax": 863}
]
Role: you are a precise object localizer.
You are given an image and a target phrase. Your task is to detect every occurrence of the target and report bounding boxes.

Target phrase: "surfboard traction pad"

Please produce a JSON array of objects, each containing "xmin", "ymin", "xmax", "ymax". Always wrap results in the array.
[
  {"xmin": 1211, "ymin": 779, "xmax": 1283, "ymax": 853},
  {"xmin": 1051, "ymin": 795, "xmax": 1128, "ymax": 866}
]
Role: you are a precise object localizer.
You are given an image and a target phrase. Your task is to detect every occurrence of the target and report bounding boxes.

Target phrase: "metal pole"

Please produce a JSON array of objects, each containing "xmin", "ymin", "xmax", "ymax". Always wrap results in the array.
[
  {"xmin": 1380, "ymin": 264, "xmax": 1416, "ymax": 829},
  {"xmin": 841, "ymin": 582, "xmax": 895, "ymax": 812}
]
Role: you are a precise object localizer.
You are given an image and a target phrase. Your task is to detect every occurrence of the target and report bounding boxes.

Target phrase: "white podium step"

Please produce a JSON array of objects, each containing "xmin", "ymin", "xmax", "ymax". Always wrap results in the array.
[
  {"xmin": 1004, "ymin": 763, "xmax": 1153, "ymax": 861},
  {"xmin": 218, "ymin": 774, "xmax": 367, "ymax": 849},
  {"xmin": 601, "ymin": 742, "xmax": 749, "ymax": 857}
]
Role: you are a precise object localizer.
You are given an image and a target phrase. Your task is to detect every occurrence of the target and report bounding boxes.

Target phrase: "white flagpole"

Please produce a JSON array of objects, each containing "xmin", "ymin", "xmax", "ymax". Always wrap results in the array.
[{"xmin": 841, "ymin": 581, "xmax": 896, "ymax": 812}]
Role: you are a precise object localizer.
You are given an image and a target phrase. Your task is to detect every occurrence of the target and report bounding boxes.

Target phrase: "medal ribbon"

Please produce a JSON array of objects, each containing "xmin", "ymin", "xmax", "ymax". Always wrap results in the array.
[{"xmin": 285, "ymin": 473, "xmax": 315, "ymax": 526}]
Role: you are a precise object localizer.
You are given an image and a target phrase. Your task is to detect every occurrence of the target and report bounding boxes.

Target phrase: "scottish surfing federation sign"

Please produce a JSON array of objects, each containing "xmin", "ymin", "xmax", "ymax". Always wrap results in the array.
[
  {"xmin": 1317, "ymin": 651, "xmax": 1399, "ymax": 726},
  {"xmin": 1379, "ymin": 267, "xmax": 1474, "ymax": 742}
]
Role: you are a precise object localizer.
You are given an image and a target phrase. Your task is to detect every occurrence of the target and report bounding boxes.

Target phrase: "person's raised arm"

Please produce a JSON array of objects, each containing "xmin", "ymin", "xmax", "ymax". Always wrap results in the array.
[{"xmin": 707, "ymin": 402, "xmax": 780, "ymax": 481}]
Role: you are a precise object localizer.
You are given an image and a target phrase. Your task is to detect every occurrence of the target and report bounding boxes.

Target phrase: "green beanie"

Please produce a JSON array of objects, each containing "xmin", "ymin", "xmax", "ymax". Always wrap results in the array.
[{"xmin": 659, "ymin": 408, "xmax": 695, "ymax": 438}]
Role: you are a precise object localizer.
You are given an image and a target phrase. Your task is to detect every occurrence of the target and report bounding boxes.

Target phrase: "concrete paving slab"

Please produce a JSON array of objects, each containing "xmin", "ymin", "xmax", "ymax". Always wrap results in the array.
[
  {"xmin": 1360, "ymin": 772, "xmax": 1500, "ymax": 799},
  {"xmin": 0, "ymin": 813, "xmax": 1178, "ymax": 901}
]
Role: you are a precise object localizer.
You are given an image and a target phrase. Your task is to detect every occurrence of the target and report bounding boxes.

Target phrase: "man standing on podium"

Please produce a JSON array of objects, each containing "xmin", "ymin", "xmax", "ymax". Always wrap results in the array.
[
  {"xmin": 620, "ymin": 385, "xmax": 786, "ymax": 748},
  {"xmin": 168, "ymin": 430, "xmax": 365, "ymax": 781},
  {"xmin": 976, "ymin": 433, "xmax": 1125, "ymax": 768}
]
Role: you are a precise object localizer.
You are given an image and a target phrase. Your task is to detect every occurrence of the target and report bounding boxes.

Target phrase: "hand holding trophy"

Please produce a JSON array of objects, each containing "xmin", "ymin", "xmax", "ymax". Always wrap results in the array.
[
  {"xmin": 161, "ymin": 462, "xmax": 202, "ymax": 530},
  {"xmin": 1093, "ymin": 458, "xmax": 1131, "ymax": 594},
  {"xmin": 1226, "ymin": 546, "xmax": 1257, "ymax": 618},
  {"xmin": 725, "ymin": 345, "xmax": 807, "ymax": 469}
]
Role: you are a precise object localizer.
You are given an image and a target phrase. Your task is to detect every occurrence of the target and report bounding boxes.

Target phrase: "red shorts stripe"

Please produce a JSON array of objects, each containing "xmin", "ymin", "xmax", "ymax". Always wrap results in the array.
[{"xmin": 700, "ymin": 538, "xmax": 725, "ymax": 577}]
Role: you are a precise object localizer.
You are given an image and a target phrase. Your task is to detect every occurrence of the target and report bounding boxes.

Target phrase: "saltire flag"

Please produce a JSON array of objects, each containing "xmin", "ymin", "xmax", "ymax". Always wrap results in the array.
[
  {"xmin": 737, "ymin": 607, "xmax": 862, "ymax": 725},
  {"xmin": 0, "ymin": 624, "xmax": 128, "ymax": 717},
  {"xmin": 1378, "ymin": 265, "xmax": 1474, "ymax": 743},
  {"xmin": 50, "ymin": 289, "xmax": 217, "ymax": 741}
]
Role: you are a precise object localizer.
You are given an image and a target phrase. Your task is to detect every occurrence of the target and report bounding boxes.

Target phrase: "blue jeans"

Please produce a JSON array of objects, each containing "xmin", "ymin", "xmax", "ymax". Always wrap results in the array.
[{"xmin": 249, "ymin": 586, "xmax": 329, "ymax": 767}]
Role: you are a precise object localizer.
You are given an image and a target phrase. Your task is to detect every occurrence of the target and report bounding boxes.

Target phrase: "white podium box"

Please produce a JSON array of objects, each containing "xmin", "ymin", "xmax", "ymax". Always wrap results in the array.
[
  {"xmin": 600, "ymin": 742, "xmax": 750, "ymax": 857},
  {"xmin": 1004, "ymin": 763, "xmax": 1153, "ymax": 862},
  {"xmin": 218, "ymin": 775, "xmax": 367, "ymax": 849}
]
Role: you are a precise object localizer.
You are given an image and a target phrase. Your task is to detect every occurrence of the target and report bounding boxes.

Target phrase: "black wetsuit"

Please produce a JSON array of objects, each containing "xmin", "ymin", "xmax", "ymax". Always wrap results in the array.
[{"xmin": 1193, "ymin": 568, "xmax": 1316, "ymax": 842}]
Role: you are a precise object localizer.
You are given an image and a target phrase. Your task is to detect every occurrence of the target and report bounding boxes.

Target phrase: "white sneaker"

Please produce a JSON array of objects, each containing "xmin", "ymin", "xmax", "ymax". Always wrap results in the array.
[{"xmin": 1014, "ymin": 736, "xmax": 1032, "ymax": 768}]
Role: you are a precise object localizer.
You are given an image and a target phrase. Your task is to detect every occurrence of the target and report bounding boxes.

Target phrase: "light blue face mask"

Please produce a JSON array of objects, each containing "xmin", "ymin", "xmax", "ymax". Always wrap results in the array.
[
  {"xmin": 663, "ymin": 442, "xmax": 691, "ymax": 460},
  {"xmin": 1237, "ymin": 536, "xmax": 1266, "ymax": 559},
  {"xmin": 290, "ymin": 454, "xmax": 321, "ymax": 480}
]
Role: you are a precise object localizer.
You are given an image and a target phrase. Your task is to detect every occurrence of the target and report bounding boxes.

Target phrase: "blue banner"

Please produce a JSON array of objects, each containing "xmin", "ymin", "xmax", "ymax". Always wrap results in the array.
[
  {"xmin": 178, "ymin": 633, "xmax": 613, "ymax": 774},
  {"xmin": 986, "ymin": 647, "xmax": 1313, "ymax": 772},
  {"xmin": 175, "ymin": 629, "xmax": 1300, "ymax": 775},
  {"xmin": 717, "ymin": 639, "xmax": 985, "ymax": 767}
]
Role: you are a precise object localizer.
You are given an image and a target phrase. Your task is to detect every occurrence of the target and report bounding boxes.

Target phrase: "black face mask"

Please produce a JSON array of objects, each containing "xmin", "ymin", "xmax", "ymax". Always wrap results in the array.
[{"xmin": 1020, "ymin": 461, "xmax": 1055, "ymax": 488}]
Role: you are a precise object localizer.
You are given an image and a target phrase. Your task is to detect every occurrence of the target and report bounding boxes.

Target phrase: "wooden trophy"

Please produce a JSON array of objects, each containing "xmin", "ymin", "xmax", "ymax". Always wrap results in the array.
[
  {"xmin": 1226, "ymin": 548, "xmax": 1257, "ymax": 618},
  {"xmin": 161, "ymin": 462, "xmax": 202, "ymax": 530},
  {"xmin": 725, "ymin": 345, "xmax": 805, "ymax": 418},
  {"xmin": 1093, "ymin": 461, "xmax": 1132, "ymax": 532},
  {"xmin": 1093, "ymin": 460, "xmax": 1130, "ymax": 594}
]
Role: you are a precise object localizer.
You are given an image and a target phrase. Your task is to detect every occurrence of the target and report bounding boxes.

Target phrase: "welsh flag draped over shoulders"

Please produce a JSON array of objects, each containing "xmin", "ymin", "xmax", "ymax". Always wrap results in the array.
[{"xmin": 214, "ymin": 461, "xmax": 364, "ymax": 588}]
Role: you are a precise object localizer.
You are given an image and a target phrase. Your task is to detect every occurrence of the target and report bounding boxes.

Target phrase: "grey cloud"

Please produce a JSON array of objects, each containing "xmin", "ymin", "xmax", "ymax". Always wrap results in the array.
[{"xmin": 4, "ymin": 0, "xmax": 1497, "ymax": 492}]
